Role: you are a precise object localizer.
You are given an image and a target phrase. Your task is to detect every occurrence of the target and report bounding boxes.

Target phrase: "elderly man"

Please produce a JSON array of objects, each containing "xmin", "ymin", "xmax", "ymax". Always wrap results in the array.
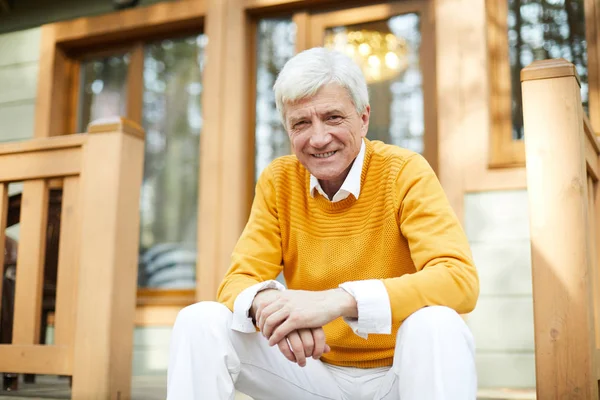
[{"xmin": 167, "ymin": 47, "xmax": 479, "ymax": 400}]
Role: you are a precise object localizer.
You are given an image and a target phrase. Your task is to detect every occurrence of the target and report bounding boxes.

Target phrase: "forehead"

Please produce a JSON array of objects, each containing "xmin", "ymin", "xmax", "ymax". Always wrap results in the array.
[{"xmin": 285, "ymin": 84, "xmax": 354, "ymax": 119}]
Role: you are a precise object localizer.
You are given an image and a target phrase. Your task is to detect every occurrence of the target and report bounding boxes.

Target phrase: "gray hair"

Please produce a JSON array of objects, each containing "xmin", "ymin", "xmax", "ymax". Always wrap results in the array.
[{"xmin": 273, "ymin": 47, "xmax": 369, "ymax": 127}]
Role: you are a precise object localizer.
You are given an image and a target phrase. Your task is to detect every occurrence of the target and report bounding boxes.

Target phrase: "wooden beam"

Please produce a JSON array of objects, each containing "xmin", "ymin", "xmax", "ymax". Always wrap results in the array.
[
  {"xmin": 244, "ymin": 0, "xmax": 346, "ymax": 14},
  {"xmin": 584, "ymin": 113, "xmax": 600, "ymax": 180},
  {"xmin": 0, "ymin": 345, "xmax": 72, "ymax": 375},
  {"xmin": 87, "ymin": 116, "xmax": 145, "ymax": 140},
  {"xmin": 13, "ymin": 180, "xmax": 49, "ymax": 346},
  {"xmin": 71, "ymin": 121, "xmax": 144, "ymax": 399},
  {"xmin": 0, "ymin": 147, "xmax": 82, "ymax": 182},
  {"xmin": 34, "ymin": 25, "xmax": 73, "ymax": 138},
  {"xmin": 197, "ymin": 0, "xmax": 226, "ymax": 301},
  {"xmin": 218, "ymin": 0, "xmax": 254, "ymax": 299},
  {"xmin": 292, "ymin": 12, "xmax": 310, "ymax": 53},
  {"xmin": 52, "ymin": 0, "xmax": 206, "ymax": 49},
  {"xmin": 584, "ymin": 0, "xmax": 600, "ymax": 129},
  {"xmin": 522, "ymin": 59, "xmax": 599, "ymax": 399},
  {"xmin": 54, "ymin": 177, "xmax": 81, "ymax": 348},
  {"xmin": 0, "ymin": 133, "xmax": 86, "ymax": 156}
]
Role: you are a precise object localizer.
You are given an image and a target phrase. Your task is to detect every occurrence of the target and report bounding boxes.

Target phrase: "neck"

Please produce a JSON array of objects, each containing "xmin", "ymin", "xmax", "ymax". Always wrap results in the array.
[{"xmin": 319, "ymin": 162, "xmax": 353, "ymax": 199}]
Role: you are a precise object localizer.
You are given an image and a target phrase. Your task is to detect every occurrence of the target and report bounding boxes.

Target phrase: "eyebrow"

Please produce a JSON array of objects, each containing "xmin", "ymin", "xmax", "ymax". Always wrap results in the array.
[
  {"xmin": 288, "ymin": 108, "xmax": 346, "ymax": 126},
  {"xmin": 288, "ymin": 115, "xmax": 307, "ymax": 126}
]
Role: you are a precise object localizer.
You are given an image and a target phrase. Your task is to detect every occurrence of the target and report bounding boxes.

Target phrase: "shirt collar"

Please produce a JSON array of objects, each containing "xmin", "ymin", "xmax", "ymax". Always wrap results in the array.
[{"xmin": 310, "ymin": 139, "xmax": 366, "ymax": 202}]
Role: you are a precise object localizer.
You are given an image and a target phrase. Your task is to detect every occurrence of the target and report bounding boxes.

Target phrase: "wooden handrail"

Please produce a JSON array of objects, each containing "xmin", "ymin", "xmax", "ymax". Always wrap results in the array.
[
  {"xmin": 0, "ymin": 135, "xmax": 86, "ymax": 156},
  {"xmin": 0, "ymin": 117, "xmax": 145, "ymax": 399}
]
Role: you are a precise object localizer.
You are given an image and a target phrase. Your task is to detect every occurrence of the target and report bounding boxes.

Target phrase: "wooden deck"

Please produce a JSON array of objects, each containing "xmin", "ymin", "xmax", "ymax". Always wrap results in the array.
[
  {"xmin": 0, "ymin": 376, "xmax": 535, "ymax": 400},
  {"xmin": 0, "ymin": 376, "xmax": 254, "ymax": 400},
  {"xmin": 0, "ymin": 376, "xmax": 166, "ymax": 400}
]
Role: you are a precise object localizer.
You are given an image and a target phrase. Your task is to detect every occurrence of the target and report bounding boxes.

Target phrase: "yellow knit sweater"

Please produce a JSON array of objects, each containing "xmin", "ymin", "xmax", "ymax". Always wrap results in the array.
[{"xmin": 217, "ymin": 139, "xmax": 479, "ymax": 368}]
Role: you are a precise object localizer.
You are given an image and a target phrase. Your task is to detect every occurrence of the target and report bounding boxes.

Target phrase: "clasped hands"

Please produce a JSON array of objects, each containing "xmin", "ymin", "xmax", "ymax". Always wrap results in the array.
[{"xmin": 250, "ymin": 288, "xmax": 357, "ymax": 367}]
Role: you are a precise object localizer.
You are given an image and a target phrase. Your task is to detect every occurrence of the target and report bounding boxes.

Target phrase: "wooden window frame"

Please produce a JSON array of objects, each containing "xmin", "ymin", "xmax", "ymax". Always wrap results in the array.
[
  {"xmin": 486, "ymin": 0, "xmax": 600, "ymax": 168},
  {"xmin": 33, "ymin": 0, "xmax": 207, "ymax": 324},
  {"xmin": 306, "ymin": 1, "xmax": 438, "ymax": 173}
]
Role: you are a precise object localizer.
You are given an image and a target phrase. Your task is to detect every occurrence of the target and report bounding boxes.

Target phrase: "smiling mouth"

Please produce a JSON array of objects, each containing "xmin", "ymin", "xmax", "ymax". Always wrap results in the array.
[{"xmin": 312, "ymin": 151, "xmax": 337, "ymax": 159}]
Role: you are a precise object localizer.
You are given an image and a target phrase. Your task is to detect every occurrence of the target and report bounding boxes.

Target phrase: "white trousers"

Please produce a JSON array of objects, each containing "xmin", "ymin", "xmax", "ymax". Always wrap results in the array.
[{"xmin": 167, "ymin": 302, "xmax": 477, "ymax": 400}]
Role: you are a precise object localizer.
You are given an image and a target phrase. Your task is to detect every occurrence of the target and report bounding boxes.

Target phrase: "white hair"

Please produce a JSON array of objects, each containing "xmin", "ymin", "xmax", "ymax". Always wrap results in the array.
[{"xmin": 273, "ymin": 47, "xmax": 369, "ymax": 126}]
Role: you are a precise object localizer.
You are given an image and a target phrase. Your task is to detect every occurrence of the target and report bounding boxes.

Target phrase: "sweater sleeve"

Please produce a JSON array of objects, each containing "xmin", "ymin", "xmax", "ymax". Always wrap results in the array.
[
  {"xmin": 217, "ymin": 165, "xmax": 284, "ymax": 311},
  {"xmin": 382, "ymin": 154, "xmax": 479, "ymax": 324}
]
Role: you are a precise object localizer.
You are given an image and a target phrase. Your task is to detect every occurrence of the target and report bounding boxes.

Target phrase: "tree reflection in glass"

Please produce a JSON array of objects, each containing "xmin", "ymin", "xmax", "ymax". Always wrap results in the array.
[
  {"xmin": 255, "ymin": 19, "xmax": 296, "ymax": 181},
  {"xmin": 138, "ymin": 35, "xmax": 207, "ymax": 289},
  {"xmin": 508, "ymin": 0, "xmax": 587, "ymax": 139}
]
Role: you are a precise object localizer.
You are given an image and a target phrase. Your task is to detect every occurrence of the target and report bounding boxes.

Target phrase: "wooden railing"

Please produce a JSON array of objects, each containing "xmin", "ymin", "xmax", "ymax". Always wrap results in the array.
[
  {"xmin": 522, "ymin": 59, "xmax": 600, "ymax": 398},
  {"xmin": 0, "ymin": 118, "xmax": 144, "ymax": 399}
]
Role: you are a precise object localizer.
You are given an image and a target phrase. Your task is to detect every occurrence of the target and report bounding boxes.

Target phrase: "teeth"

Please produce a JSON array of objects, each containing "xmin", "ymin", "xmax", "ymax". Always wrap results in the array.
[{"xmin": 313, "ymin": 151, "xmax": 336, "ymax": 158}]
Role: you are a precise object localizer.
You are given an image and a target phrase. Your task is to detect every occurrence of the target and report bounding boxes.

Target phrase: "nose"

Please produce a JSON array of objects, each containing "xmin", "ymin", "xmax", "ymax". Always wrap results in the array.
[{"xmin": 309, "ymin": 121, "xmax": 332, "ymax": 149}]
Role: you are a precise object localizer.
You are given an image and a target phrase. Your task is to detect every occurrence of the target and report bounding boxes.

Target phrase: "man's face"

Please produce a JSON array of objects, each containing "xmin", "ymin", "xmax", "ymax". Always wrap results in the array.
[{"xmin": 284, "ymin": 84, "xmax": 370, "ymax": 184}]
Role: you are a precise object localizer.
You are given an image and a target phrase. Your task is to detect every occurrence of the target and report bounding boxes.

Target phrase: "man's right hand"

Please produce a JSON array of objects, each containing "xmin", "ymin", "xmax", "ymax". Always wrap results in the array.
[
  {"xmin": 251, "ymin": 289, "xmax": 330, "ymax": 367},
  {"xmin": 277, "ymin": 327, "xmax": 331, "ymax": 367}
]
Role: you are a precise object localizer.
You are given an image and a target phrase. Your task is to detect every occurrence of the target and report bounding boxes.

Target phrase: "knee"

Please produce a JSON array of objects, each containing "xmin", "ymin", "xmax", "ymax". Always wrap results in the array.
[
  {"xmin": 398, "ymin": 306, "xmax": 470, "ymax": 342},
  {"xmin": 173, "ymin": 301, "xmax": 232, "ymax": 334}
]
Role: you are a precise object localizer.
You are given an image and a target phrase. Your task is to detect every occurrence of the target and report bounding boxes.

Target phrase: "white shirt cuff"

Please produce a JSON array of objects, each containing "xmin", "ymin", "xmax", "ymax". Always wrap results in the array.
[
  {"xmin": 339, "ymin": 280, "xmax": 392, "ymax": 339},
  {"xmin": 230, "ymin": 280, "xmax": 286, "ymax": 332}
]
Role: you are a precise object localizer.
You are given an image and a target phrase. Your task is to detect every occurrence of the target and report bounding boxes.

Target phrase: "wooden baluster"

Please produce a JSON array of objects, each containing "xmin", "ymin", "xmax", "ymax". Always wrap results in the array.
[{"xmin": 12, "ymin": 180, "xmax": 48, "ymax": 346}]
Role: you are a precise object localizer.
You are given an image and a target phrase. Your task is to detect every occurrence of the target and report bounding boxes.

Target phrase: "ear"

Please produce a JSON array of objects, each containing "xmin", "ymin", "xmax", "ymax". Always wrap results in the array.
[{"xmin": 360, "ymin": 105, "xmax": 370, "ymax": 138}]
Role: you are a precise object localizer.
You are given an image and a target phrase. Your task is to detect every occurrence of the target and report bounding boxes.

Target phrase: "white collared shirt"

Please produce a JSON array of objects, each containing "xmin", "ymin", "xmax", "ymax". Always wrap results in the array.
[
  {"xmin": 230, "ymin": 139, "xmax": 392, "ymax": 339},
  {"xmin": 309, "ymin": 139, "xmax": 366, "ymax": 202}
]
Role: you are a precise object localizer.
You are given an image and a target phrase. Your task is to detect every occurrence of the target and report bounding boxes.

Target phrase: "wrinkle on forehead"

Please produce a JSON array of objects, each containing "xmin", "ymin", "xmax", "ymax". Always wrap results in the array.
[{"xmin": 284, "ymin": 84, "xmax": 356, "ymax": 124}]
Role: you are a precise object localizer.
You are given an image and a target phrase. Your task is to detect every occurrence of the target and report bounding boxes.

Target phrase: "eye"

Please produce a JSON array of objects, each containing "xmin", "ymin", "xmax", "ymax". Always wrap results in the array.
[
  {"xmin": 293, "ymin": 121, "xmax": 307, "ymax": 129},
  {"xmin": 327, "ymin": 115, "xmax": 342, "ymax": 122}
]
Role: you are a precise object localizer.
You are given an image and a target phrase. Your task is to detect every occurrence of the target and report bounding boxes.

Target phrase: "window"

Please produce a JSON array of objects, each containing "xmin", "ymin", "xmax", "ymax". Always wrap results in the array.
[
  {"xmin": 76, "ymin": 34, "xmax": 206, "ymax": 291},
  {"xmin": 254, "ymin": 19, "xmax": 296, "ymax": 180},
  {"xmin": 78, "ymin": 54, "xmax": 130, "ymax": 131},
  {"xmin": 323, "ymin": 14, "xmax": 424, "ymax": 154},
  {"xmin": 488, "ymin": 0, "xmax": 589, "ymax": 167}
]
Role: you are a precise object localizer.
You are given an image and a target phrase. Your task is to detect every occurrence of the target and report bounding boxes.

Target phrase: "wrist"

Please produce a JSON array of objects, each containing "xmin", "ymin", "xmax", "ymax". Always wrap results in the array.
[
  {"xmin": 250, "ymin": 288, "xmax": 279, "ymax": 319},
  {"xmin": 330, "ymin": 288, "xmax": 358, "ymax": 319}
]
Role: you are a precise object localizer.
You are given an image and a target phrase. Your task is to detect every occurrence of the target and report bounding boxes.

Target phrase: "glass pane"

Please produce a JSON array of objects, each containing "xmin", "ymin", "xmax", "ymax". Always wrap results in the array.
[
  {"xmin": 324, "ymin": 14, "xmax": 424, "ymax": 154},
  {"xmin": 508, "ymin": 0, "xmax": 587, "ymax": 139},
  {"xmin": 78, "ymin": 54, "xmax": 129, "ymax": 131},
  {"xmin": 255, "ymin": 19, "xmax": 296, "ymax": 181},
  {"xmin": 138, "ymin": 34, "xmax": 207, "ymax": 289}
]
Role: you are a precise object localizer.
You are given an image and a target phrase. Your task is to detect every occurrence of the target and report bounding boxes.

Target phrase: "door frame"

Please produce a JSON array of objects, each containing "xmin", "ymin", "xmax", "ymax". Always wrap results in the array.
[{"xmin": 304, "ymin": 0, "xmax": 438, "ymax": 172}]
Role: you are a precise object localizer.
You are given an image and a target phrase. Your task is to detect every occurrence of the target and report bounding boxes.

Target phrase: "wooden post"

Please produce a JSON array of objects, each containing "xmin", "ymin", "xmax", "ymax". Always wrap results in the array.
[
  {"xmin": 71, "ymin": 117, "xmax": 144, "ymax": 399},
  {"xmin": 197, "ymin": 0, "xmax": 226, "ymax": 301},
  {"xmin": 521, "ymin": 58, "xmax": 599, "ymax": 399}
]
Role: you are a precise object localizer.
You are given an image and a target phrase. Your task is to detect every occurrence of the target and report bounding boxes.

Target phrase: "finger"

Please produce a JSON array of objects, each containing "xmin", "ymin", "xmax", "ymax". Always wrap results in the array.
[
  {"xmin": 324, "ymin": 344, "xmax": 331, "ymax": 353},
  {"xmin": 287, "ymin": 332, "xmax": 307, "ymax": 367},
  {"xmin": 276, "ymin": 338, "xmax": 296, "ymax": 363},
  {"xmin": 258, "ymin": 301, "xmax": 284, "ymax": 333},
  {"xmin": 262, "ymin": 308, "xmax": 290, "ymax": 339},
  {"xmin": 298, "ymin": 329, "xmax": 314, "ymax": 357},
  {"xmin": 268, "ymin": 319, "xmax": 298, "ymax": 346},
  {"xmin": 311, "ymin": 328, "xmax": 325, "ymax": 359}
]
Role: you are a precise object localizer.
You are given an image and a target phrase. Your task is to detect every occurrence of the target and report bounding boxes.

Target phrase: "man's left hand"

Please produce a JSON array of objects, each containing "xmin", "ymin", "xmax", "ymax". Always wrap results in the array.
[{"xmin": 256, "ymin": 289, "xmax": 357, "ymax": 346}]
